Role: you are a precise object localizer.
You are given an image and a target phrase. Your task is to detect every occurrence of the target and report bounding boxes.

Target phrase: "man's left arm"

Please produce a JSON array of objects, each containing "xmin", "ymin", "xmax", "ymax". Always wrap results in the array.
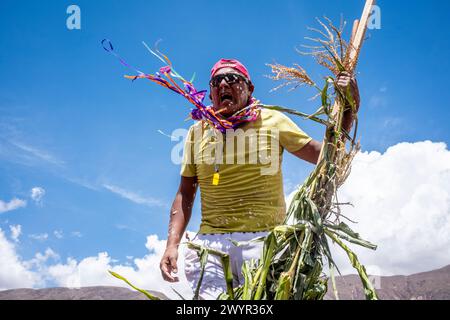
[{"xmin": 291, "ymin": 72, "xmax": 360, "ymax": 165}]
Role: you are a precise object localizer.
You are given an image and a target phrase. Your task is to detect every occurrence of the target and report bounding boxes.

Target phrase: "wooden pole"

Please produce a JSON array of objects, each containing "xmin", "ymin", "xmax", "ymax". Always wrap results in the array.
[
  {"xmin": 347, "ymin": 0, "xmax": 376, "ymax": 72},
  {"xmin": 310, "ymin": 0, "xmax": 375, "ymax": 211},
  {"xmin": 350, "ymin": 20, "xmax": 360, "ymax": 49}
]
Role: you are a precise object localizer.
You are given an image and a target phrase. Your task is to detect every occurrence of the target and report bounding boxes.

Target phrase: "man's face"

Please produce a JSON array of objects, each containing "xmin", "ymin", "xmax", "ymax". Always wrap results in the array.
[{"xmin": 209, "ymin": 67, "xmax": 254, "ymax": 117}]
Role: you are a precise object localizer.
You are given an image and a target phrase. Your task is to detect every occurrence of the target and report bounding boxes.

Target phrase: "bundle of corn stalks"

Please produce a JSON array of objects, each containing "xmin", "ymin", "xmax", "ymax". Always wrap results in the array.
[
  {"xmin": 110, "ymin": 0, "xmax": 378, "ymax": 301},
  {"xmin": 186, "ymin": 0, "xmax": 378, "ymax": 301}
]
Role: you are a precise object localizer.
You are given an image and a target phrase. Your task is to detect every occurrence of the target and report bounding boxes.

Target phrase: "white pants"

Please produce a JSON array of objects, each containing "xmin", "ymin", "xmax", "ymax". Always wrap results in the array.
[{"xmin": 184, "ymin": 231, "xmax": 267, "ymax": 300}]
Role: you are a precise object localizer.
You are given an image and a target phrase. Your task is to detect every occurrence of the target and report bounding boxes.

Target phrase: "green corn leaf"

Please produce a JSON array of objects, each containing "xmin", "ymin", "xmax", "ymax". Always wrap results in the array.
[
  {"xmin": 259, "ymin": 104, "xmax": 331, "ymax": 126},
  {"xmin": 320, "ymin": 233, "xmax": 341, "ymax": 275},
  {"xmin": 325, "ymin": 227, "xmax": 377, "ymax": 250},
  {"xmin": 108, "ymin": 271, "xmax": 160, "ymax": 300},
  {"xmin": 321, "ymin": 80, "xmax": 331, "ymax": 116},
  {"xmin": 303, "ymin": 278, "xmax": 328, "ymax": 300},
  {"xmin": 217, "ymin": 292, "xmax": 230, "ymax": 300},
  {"xmin": 310, "ymin": 105, "xmax": 326, "ymax": 118},
  {"xmin": 172, "ymin": 288, "xmax": 186, "ymax": 300},
  {"xmin": 323, "ymin": 45, "xmax": 345, "ymax": 72},
  {"xmin": 325, "ymin": 230, "xmax": 379, "ymax": 300},
  {"xmin": 305, "ymin": 197, "xmax": 323, "ymax": 233},
  {"xmin": 187, "ymin": 242, "xmax": 234, "ymax": 300},
  {"xmin": 325, "ymin": 222, "xmax": 360, "ymax": 240},
  {"xmin": 254, "ymin": 233, "xmax": 277, "ymax": 300},
  {"xmin": 220, "ymin": 254, "xmax": 235, "ymax": 299},
  {"xmin": 330, "ymin": 265, "xmax": 339, "ymax": 300},
  {"xmin": 242, "ymin": 260, "xmax": 255, "ymax": 300},
  {"xmin": 227, "ymin": 236, "xmax": 266, "ymax": 248},
  {"xmin": 193, "ymin": 247, "xmax": 208, "ymax": 300},
  {"xmin": 274, "ymin": 272, "xmax": 292, "ymax": 300}
]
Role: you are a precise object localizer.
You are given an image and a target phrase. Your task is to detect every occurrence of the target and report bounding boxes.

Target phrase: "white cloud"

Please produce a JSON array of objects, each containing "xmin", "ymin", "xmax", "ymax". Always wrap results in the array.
[
  {"xmin": 288, "ymin": 141, "xmax": 450, "ymax": 276},
  {"xmin": 0, "ymin": 227, "xmax": 193, "ymax": 298},
  {"xmin": 70, "ymin": 231, "xmax": 82, "ymax": 238},
  {"xmin": 29, "ymin": 233, "xmax": 49, "ymax": 241},
  {"xmin": 103, "ymin": 184, "xmax": 167, "ymax": 208},
  {"xmin": 30, "ymin": 187, "xmax": 46, "ymax": 205},
  {"xmin": 9, "ymin": 225, "xmax": 22, "ymax": 242},
  {"xmin": 0, "ymin": 228, "xmax": 40, "ymax": 290},
  {"xmin": 0, "ymin": 123, "xmax": 64, "ymax": 168},
  {"xmin": 24, "ymin": 248, "xmax": 60, "ymax": 275},
  {"xmin": 9, "ymin": 141, "xmax": 65, "ymax": 167},
  {"xmin": 35, "ymin": 248, "xmax": 59, "ymax": 263},
  {"xmin": 47, "ymin": 234, "xmax": 193, "ymax": 299},
  {"xmin": 54, "ymin": 230, "xmax": 63, "ymax": 239},
  {"xmin": 0, "ymin": 230, "xmax": 58, "ymax": 290},
  {"xmin": 0, "ymin": 198, "xmax": 27, "ymax": 214}
]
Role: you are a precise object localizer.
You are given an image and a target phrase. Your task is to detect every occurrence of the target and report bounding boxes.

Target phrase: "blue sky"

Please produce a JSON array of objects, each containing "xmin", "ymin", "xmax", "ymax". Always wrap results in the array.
[{"xmin": 0, "ymin": 0, "xmax": 449, "ymax": 282}]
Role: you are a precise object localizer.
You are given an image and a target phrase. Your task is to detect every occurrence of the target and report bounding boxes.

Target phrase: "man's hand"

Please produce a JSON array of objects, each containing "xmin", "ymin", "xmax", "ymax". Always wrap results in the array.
[
  {"xmin": 336, "ymin": 71, "xmax": 361, "ymax": 135},
  {"xmin": 336, "ymin": 71, "xmax": 360, "ymax": 112},
  {"xmin": 160, "ymin": 246, "xmax": 179, "ymax": 282}
]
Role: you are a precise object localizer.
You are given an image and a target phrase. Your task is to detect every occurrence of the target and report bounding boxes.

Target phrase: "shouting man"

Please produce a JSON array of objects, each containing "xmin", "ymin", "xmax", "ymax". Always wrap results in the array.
[{"xmin": 160, "ymin": 59, "xmax": 359, "ymax": 299}]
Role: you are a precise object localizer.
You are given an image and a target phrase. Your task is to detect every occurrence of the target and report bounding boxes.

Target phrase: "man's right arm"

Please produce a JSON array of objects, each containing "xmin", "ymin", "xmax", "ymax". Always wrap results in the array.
[
  {"xmin": 160, "ymin": 176, "xmax": 198, "ymax": 282},
  {"xmin": 291, "ymin": 139, "xmax": 322, "ymax": 165}
]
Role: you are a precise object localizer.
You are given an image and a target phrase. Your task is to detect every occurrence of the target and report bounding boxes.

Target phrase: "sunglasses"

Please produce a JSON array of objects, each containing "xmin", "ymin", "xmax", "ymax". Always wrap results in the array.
[{"xmin": 209, "ymin": 73, "xmax": 250, "ymax": 87}]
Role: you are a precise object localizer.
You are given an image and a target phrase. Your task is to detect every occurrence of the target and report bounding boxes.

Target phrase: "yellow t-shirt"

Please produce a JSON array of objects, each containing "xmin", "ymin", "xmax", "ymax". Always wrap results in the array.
[{"xmin": 181, "ymin": 108, "xmax": 312, "ymax": 234}]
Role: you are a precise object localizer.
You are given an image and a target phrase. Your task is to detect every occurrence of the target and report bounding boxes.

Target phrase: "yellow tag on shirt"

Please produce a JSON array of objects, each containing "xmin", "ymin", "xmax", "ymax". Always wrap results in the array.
[{"xmin": 212, "ymin": 173, "xmax": 220, "ymax": 186}]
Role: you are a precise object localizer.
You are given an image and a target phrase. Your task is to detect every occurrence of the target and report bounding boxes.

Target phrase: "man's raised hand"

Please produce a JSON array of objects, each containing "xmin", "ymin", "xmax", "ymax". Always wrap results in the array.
[{"xmin": 336, "ymin": 71, "xmax": 360, "ymax": 111}]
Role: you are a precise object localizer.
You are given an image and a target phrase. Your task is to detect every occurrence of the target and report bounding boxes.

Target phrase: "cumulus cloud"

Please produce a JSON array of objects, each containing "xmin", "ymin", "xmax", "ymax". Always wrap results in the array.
[
  {"xmin": 30, "ymin": 187, "xmax": 46, "ymax": 205},
  {"xmin": 288, "ymin": 141, "xmax": 450, "ymax": 276},
  {"xmin": 24, "ymin": 248, "xmax": 59, "ymax": 273},
  {"xmin": 34, "ymin": 248, "xmax": 59, "ymax": 264},
  {"xmin": 47, "ymin": 234, "xmax": 193, "ymax": 299},
  {"xmin": 0, "ymin": 228, "xmax": 40, "ymax": 290},
  {"xmin": 0, "ymin": 198, "xmax": 26, "ymax": 214},
  {"xmin": 0, "ymin": 229, "xmax": 60, "ymax": 289},
  {"xmin": 9, "ymin": 225, "xmax": 22, "ymax": 242},
  {"xmin": 0, "ymin": 229, "xmax": 193, "ymax": 298}
]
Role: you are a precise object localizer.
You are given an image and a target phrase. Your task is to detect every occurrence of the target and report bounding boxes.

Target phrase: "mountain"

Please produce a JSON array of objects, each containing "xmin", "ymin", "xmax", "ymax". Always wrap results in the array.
[
  {"xmin": 0, "ymin": 265, "xmax": 449, "ymax": 300},
  {"xmin": 0, "ymin": 286, "xmax": 165, "ymax": 300},
  {"xmin": 324, "ymin": 264, "xmax": 450, "ymax": 300}
]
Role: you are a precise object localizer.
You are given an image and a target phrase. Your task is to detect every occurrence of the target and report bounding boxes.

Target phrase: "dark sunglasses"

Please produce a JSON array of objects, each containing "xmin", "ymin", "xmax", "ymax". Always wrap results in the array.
[{"xmin": 209, "ymin": 73, "xmax": 250, "ymax": 87}]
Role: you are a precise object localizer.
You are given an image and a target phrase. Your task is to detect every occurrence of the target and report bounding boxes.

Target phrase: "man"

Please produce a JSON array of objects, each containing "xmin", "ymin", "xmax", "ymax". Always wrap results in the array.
[{"xmin": 160, "ymin": 59, "xmax": 359, "ymax": 299}]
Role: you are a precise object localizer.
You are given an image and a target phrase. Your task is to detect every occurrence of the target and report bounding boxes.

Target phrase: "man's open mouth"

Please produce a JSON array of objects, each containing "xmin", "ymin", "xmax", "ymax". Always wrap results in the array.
[{"xmin": 220, "ymin": 93, "xmax": 233, "ymax": 103}]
